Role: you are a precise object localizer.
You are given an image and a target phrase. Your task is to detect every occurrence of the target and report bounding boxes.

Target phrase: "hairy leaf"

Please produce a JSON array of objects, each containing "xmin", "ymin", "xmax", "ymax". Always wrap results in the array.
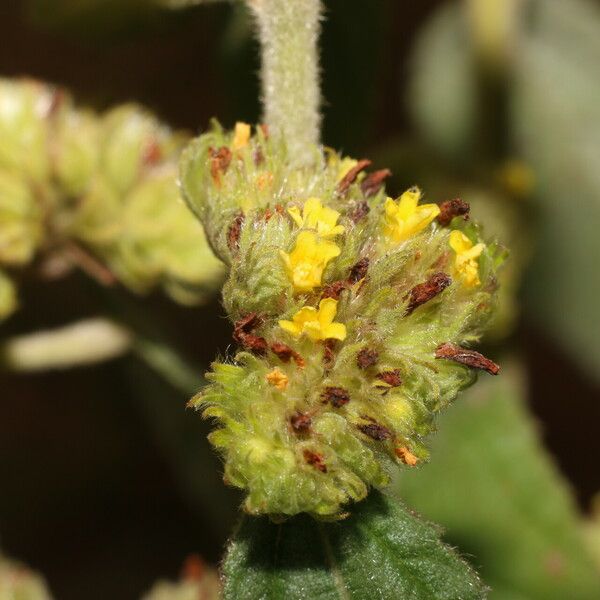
[
  {"xmin": 222, "ymin": 490, "xmax": 487, "ymax": 600},
  {"xmin": 395, "ymin": 360, "xmax": 600, "ymax": 600}
]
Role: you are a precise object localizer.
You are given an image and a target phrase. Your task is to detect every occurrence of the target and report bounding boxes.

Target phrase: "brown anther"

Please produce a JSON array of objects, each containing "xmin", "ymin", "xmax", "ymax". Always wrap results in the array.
[
  {"xmin": 357, "ymin": 423, "xmax": 392, "ymax": 441},
  {"xmin": 270, "ymin": 342, "xmax": 305, "ymax": 368},
  {"xmin": 361, "ymin": 168, "xmax": 392, "ymax": 197},
  {"xmin": 321, "ymin": 280, "xmax": 347, "ymax": 301},
  {"xmin": 349, "ymin": 200, "xmax": 370, "ymax": 223},
  {"xmin": 357, "ymin": 348, "xmax": 379, "ymax": 369},
  {"xmin": 348, "ymin": 257, "xmax": 369, "ymax": 284},
  {"xmin": 233, "ymin": 312, "xmax": 267, "ymax": 355},
  {"xmin": 406, "ymin": 272, "xmax": 452, "ymax": 314},
  {"xmin": 182, "ymin": 554, "xmax": 205, "ymax": 581},
  {"xmin": 253, "ymin": 145, "xmax": 265, "ymax": 165},
  {"xmin": 259, "ymin": 123, "xmax": 270, "ymax": 139},
  {"xmin": 337, "ymin": 159, "xmax": 372, "ymax": 194},
  {"xmin": 227, "ymin": 212, "xmax": 245, "ymax": 253},
  {"xmin": 209, "ymin": 146, "xmax": 232, "ymax": 185},
  {"xmin": 376, "ymin": 369, "xmax": 402, "ymax": 387},
  {"xmin": 291, "ymin": 412, "xmax": 312, "ymax": 433},
  {"xmin": 322, "ymin": 386, "xmax": 350, "ymax": 408},
  {"xmin": 303, "ymin": 449, "xmax": 327, "ymax": 472},
  {"xmin": 322, "ymin": 339, "xmax": 337, "ymax": 368},
  {"xmin": 395, "ymin": 446, "xmax": 419, "ymax": 466},
  {"xmin": 142, "ymin": 138, "xmax": 162, "ymax": 166},
  {"xmin": 435, "ymin": 342, "xmax": 500, "ymax": 375},
  {"xmin": 437, "ymin": 198, "xmax": 470, "ymax": 226}
]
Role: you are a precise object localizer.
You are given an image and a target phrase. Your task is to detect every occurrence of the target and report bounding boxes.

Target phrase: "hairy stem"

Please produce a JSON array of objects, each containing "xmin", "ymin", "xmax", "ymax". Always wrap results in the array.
[{"xmin": 248, "ymin": 0, "xmax": 322, "ymax": 165}]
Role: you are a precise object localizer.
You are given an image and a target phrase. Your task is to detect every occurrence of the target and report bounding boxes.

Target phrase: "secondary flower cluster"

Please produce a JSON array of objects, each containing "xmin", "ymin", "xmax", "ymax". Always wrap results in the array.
[
  {"xmin": 181, "ymin": 122, "xmax": 504, "ymax": 518},
  {"xmin": 0, "ymin": 78, "xmax": 222, "ymax": 321}
]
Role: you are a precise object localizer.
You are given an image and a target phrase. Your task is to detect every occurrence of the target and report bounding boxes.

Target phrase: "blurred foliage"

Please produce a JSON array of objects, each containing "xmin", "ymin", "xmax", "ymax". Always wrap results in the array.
[
  {"xmin": 409, "ymin": 0, "xmax": 600, "ymax": 381},
  {"xmin": 223, "ymin": 491, "xmax": 486, "ymax": 600},
  {"xmin": 0, "ymin": 554, "xmax": 53, "ymax": 600},
  {"xmin": 395, "ymin": 359, "xmax": 600, "ymax": 600}
]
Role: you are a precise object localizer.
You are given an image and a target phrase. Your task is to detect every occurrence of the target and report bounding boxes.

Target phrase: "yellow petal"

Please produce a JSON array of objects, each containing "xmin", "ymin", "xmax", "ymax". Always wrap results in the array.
[
  {"xmin": 279, "ymin": 319, "xmax": 301, "ymax": 337},
  {"xmin": 449, "ymin": 230, "xmax": 472, "ymax": 254},
  {"xmin": 317, "ymin": 298, "xmax": 338, "ymax": 326},
  {"xmin": 322, "ymin": 322, "xmax": 347, "ymax": 341},
  {"xmin": 287, "ymin": 205, "xmax": 304, "ymax": 228}
]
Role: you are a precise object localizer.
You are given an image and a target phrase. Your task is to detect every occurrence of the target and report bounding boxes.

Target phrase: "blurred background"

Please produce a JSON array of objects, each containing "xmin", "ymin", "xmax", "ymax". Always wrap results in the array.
[{"xmin": 1, "ymin": 0, "xmax": 599, "ymax": 598}]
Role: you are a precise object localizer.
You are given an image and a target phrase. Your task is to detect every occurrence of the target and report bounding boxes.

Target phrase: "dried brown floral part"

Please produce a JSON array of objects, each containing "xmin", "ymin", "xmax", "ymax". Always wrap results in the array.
[
  {"xmin": 322, "ymin": 386, "xmax": 350, "ymax": 408},
  {"xmin": 253, "ymin": 145, "xmax": 265, "ymax": 165},
  {"xmin": 361, "ymin": 168, "xmax": 392, "ymax": 197},
  {"xmin": 437, "ymin": 198, "xmax": 470, "ymax": 226},
  {"xmin": 349, "ymin": 200, "xmax": 370, "ymax": 223},
  {"xmin": 290, "ymin": 412, "xmax": 312, "ymax": 433},
  {"xmin": 356, "ymin": 348, "xmax": 379, "ymax": 369},
  {"xmin": 181, "ymin": 554, "xmax": 206, "ymax": 581},
  {"xmin": 227, "ymin": 212, "xmax": 245, "ymax": 253},
  {"xmin": 142, "ymin": 138, "xmax": 162, "ymax": 166},
  {"xmin": 406, "ymin": 272, "xmax": 452, "ymax": 314},
  {"xmin": 270, "ymin": 342, "xmax": 305, "ymax": 367},
  {"xmin": 233, "ymin": 312, "xmax": 267, "ymax": 355},
  {"xmin": 337, "ymin": 159, "xmax": 372, "ymax": 194},
  {"xmin": 435, "ymin": 342, "xmax": 500, "ymax": 375},
  {"xmin": 348, "ymin": 257, "xmax": 369, "ymax": 284},
  {"xmin": 395, "ymin": 446, "xmax": 419, "ymax": 466},
  {"xmin": 259, "ymin": 123, "xmax": 270, "ymax": 139},
  {"xmin": 357, "ymin": 422, "xmax": 392, "ymax": 441},
  {"xmin": 303, "ymin": 449, "xmax": 327, "ymax": 472},
  {"xmin": 321, "ymin": 280, "xmax": 347, "ymax": 300},
  {"xmin": 322, "ymin": 339, "xmax": 337, "ymax": 368},
  {"xmin": 375, "ymin": 369, "xmax": 402, "ymax": 387},
  {"xmin": 209, "ymin": 146, "xmax": 232, "ymax": 185}
]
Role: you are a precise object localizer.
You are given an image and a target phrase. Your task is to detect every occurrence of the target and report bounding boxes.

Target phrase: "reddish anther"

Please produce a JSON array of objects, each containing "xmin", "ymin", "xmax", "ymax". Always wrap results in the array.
[
  {"xmin": 437, "ymin": 198, "xmax": 470, "ymax": 226},
  {"xmin": 356, "ymin": 348, "xmax": 379, "ymax": 369},
  {"xmin": 303, "ymin": 449, "xmax": 327, "ymax": 472},
  {"xmin": 337, "ymin": 159, "xmax": 372, "ymax": 194},
  {"xmin": 361, "ymin": 169, "xmax": 391, "ymax": 197},
  {"xmin": 322, "ymin": 386, "xmax": 350, "ymax": 408},
  {"xmin": 435, "ymin": 342, "xmax": 500, "ymax": 375},
  {"xmin": 406, "ymin": 272, "xmax": 452, "ymax": 314},
  {"xmin": 270, "ymin": 342, "xmax": 305, "ymax": 367}
]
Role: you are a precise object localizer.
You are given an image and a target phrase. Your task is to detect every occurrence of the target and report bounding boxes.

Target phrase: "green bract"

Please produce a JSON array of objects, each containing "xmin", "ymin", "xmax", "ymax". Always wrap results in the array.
[
  {"xmin": 181, "ymin": 122, "xmax": 505, "ymax": 518},
  {"xmin": 0, "ymin": 78, "xmax": 223, "ymax": 319}
]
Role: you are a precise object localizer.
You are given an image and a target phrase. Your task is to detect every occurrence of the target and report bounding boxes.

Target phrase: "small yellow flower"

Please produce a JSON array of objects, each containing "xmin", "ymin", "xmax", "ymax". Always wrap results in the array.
[
  {"xmin": 288, "ymin": 197, "xmax": 345, "ymax": 238},
  {"xmin": 232, "ymin": 122, "xmax": 251, "ymax": 150},
  {"xmin": 383, "ymin": 187, "xmax": 440, "ymax": 244},
  {"xmin": 280, "ymin": 231, "xmax": 341, "ymax": 293},
  {"xmin": 266, "ymin": 367, "xmax": 289, "ymax": 390},
  {"xmin": 279, "ymin": 298, "xmax": 347, "ymax": 342},
  {"xmin": 449, "ymin": 230, "xmax": 485, "ymax": 287}
]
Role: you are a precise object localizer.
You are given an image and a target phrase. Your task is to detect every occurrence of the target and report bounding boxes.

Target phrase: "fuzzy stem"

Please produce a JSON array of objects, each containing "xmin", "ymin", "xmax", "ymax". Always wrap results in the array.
[{"xmin": 248, "ymin": 0, "xmax": 322, "ymax": 166}]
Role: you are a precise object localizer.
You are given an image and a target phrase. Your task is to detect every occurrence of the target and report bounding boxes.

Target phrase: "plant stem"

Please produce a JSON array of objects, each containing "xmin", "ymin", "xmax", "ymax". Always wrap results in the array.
[{"xmin": 248, "ymin": 0, "xmax": 323, "ymax": 166}]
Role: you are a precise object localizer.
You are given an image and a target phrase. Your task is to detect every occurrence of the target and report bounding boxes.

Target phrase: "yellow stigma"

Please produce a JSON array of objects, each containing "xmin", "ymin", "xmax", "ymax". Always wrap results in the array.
[
  {"xmin": 383, "ymin": 187, "xmax": 440, "ymax": 244},
  {"xmin": 449, "ymin": 230, "xmax": 485, "ymax": 287},
  {"xmin": 232, "ymin": 121, "xmax": 251, "ymax": 150},
  {"xmin": 288, "ymin": 197, "xmax": 345, "ymax": 238},
  {"xmin": 279, "ymin": 298, "xmax": 347, "ymax": 342},
  {"xmin": 280, "ymin": 231, "xmax": 341, "ymax": 293},
  {"xmin": 266, "ymin": 367, "xmax": 289, "ymax": 390}
]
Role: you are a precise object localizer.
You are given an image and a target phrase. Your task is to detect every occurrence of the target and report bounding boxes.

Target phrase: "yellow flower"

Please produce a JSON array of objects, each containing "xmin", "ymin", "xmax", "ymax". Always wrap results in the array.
[
  {"xmin": 449, "ymin": 230, "xmax": 485, "ymax": 287},
  {"xmin": 266, "ymin": 367, "xmax": 289, "ymax": 390},
  {"xmin": 280, "ymin": 231, "xmax": 341, "ymax": 293},
  {"xmin": 288, "ymin": 197, "xmax": 345, "ymax": 238},
  {"xmin": 383, "ymin": 187, "xmax": 440, "ymax": 244},
  {"xmin": 232, "ymin": 121, "xmax": 251, "ymax": 150},
  {"xmin": 279, "ymin": 298, "xmax": 347, "ymax": 342}
]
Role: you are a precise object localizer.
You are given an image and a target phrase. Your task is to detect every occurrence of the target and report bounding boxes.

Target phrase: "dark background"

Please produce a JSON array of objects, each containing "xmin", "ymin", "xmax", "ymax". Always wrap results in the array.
[{"xmin": 0, "ymin": 1, "xmax": 598, "ymax": 598}]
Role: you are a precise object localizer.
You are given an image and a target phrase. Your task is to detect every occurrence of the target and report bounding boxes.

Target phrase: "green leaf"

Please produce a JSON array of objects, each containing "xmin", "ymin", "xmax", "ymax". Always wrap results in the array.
[
  {"xmin": 222, "ymin": 491, "xmax": 487, "ymax": 600},
  {"xmin": 394, "ymin": 359, "xmax": 600, "ymax": 600}
]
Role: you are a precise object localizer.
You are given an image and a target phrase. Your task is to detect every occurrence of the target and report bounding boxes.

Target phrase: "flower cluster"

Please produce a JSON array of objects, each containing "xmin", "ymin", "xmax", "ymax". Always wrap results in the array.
[
  {"xmin": 0, "ymin": 78, "xmax": 223, "ymax": 321},
  {"xmin": 181, "ymin": 122, "xmax": 505, "ymax": 518}
]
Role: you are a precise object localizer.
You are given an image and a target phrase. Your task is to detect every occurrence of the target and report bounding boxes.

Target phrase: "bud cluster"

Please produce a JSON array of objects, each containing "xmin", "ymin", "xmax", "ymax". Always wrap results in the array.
[
  {"xmin": 0, "ymin": 78, "xmax": 222, "ymax": 320},
  {"xmin": 181, "ymin": 122, "xmax": 505, "ymax": 518}
]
